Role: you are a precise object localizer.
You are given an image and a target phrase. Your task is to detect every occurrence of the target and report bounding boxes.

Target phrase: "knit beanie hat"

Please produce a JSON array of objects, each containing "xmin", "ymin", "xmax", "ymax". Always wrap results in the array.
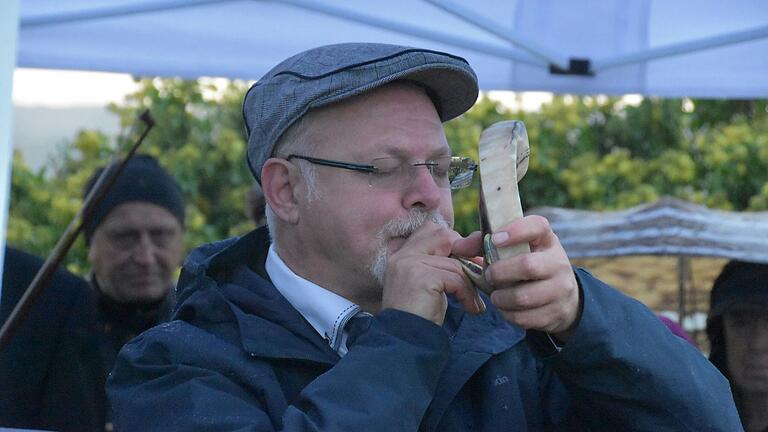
[
  {"xmin": 709, "ymin": 260, "xmax": 768, "ymax": 318},
  {"xmin": 82, "ymin": 154, "xmax": 185, "ymax": 244}
]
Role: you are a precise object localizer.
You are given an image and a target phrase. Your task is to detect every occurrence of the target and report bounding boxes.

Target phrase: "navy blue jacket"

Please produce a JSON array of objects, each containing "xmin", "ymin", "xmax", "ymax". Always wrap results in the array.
[{"xmin": 108, "ymin": 227, "xmax": 741, "ymax": 431}]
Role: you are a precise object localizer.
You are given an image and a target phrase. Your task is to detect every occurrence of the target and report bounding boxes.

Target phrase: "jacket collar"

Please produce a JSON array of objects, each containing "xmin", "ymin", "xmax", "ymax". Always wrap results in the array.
[{"xmin": 175, "ymin": 227, "xmax": 339, "ymax": 364}]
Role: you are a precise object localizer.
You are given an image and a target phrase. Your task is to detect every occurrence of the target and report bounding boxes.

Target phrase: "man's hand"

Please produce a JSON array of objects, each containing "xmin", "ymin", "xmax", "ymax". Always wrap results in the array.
[
  {"xmin": 381, "ymin": 222, "xmax": 485, "ymax": 326},
  {"xmin": 453, "ymin": 215, "xmax": 582, "ymax": 341}
]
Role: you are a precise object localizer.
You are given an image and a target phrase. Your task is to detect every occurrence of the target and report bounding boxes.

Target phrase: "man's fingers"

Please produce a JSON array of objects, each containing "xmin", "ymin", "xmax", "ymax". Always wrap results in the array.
[
  {"xmin": 490, "ymin": 280, "xmax": 551, "ymax": 311},
  {"xmin": 489, "ymin": 273, "xmax": 580, "ymax": 334},
  {"xmin": 400, "ymin": 221, "xmax": 461, "ymax": 257},
  {"xmin": 481, "ymin": 215, "xmax": 581, "ymax": 335},
  {"xmin": 384, "ymin": 223, "xmax": 486, "ymax": 325},
  {"xmin": 450, "ymin": 230, "xmax": 483, "ymax": 258},
  {"xmin": 427, "ymin": 257, "xmax": 485, "ymax": 314},
  {"xmin": 442, "ymin": 270, "xmax": 483, "ymax": 314},
  {"xmin": 491, "ymin": 215, "xmax": 554, "ymax": 252},
  {"xmin": 485, "ymin": 250, "xmax": 561, "ymax": 283}
]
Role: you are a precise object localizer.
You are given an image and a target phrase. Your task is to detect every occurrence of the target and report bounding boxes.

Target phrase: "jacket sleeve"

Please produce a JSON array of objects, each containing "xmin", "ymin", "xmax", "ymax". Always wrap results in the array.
[
  {"xmin": 538, "ymin": 268, "xmax": 742, "ymax": 431},
  {"xmin": 107, "ymin": 310, "xmax": 452, "ymax": 431}
]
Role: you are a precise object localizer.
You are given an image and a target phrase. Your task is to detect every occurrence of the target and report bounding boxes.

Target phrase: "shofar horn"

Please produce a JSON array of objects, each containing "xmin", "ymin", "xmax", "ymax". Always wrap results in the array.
[
  {"xmin": 479, "ymin": 120, "xmax": 531, "ymax": 261},
  {"xmin": 456, "ymin": 120, "xmax": 530, "ymax": 296}
]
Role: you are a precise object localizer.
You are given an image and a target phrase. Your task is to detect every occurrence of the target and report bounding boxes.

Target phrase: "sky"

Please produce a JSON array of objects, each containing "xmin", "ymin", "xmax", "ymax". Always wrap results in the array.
[
  {"xmin": 13, "ymin": 68, "xmax": 139, "ymax": 107},
  {"xmin": 11, "ymin": 69, "xmax": 141, "ymax": 170}
]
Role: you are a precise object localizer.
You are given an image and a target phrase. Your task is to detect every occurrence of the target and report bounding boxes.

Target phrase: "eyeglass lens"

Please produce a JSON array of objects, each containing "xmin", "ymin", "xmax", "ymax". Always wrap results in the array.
[{"xmin": 368, "ymin": 157, "xmax": 474, "ymax": 190}]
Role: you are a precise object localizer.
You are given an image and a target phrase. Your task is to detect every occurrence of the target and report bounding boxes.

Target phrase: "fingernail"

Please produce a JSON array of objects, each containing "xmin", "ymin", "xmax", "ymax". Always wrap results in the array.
[{"xmin": 492, "ymin": 232, "xmax": 509, "ymax": 245}]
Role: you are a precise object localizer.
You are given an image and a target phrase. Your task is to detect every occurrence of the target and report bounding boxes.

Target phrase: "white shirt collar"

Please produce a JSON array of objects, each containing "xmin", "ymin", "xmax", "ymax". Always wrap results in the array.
[{"xmin": 265, "ymin": 244, "xmax": 361, "ymax": 356}]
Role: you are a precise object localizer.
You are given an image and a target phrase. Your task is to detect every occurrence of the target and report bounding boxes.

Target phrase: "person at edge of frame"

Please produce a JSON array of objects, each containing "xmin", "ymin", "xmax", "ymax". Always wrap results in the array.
[
  {"xmin": 84, "ymin": 154, "xmax": 186, "ymax": 430},
  {"xmin": 708, "ymin": 260, "xmax": 768, "ymax": 432}
]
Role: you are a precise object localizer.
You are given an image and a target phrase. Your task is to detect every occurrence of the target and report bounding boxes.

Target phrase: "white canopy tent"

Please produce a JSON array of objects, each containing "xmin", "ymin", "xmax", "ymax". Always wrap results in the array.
[
  {"xmin": 2, "ymin": 0, "xmax": 768, "ymax": 287},
  {"xmin": 14, "ymin": 0, "xmax": 768, "ymax": 97}
]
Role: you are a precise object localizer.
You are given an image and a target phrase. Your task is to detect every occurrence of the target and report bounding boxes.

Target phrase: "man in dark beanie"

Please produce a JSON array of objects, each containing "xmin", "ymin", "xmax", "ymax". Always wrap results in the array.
[
  {"xmin": 83, "ymin": 154, "xmax": 185, "ymax": 430},
  {"xmin": 707, "ymin": 260, "xmax": 768, "ymax": 432},
  {"xmin": 83, "ymin": 154, "xmax": 185, "ymax": 304}
]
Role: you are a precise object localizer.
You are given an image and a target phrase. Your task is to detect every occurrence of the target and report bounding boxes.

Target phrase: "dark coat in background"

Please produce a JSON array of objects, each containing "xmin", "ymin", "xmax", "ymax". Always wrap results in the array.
[
  {"xmin": 0, "ymin": 246, "xmax": 176, "ymax": 432},
  {"xmin": 108, "ymin": 227, "xmax": 742, "ymax": 431},
  {"xmin": 0, "ymin": 247, "xmax": 104, "ymax": 432}
]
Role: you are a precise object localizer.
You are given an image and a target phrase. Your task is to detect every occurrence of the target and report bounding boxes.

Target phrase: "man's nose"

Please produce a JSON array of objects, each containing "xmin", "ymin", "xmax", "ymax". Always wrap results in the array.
[
  {"xmin": 130, "ymin": 233, "xmax": 157, "ymax": 264},
  {"xmin": 402, "ymin": 166, "xmax": 442, "ymax": 210}
]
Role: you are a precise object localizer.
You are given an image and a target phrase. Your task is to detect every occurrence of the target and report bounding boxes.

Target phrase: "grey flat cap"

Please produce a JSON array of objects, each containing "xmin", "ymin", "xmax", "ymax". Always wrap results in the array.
[{"xmin": 243, "ymin": 42, "xmax": 479, "ymax": 183}]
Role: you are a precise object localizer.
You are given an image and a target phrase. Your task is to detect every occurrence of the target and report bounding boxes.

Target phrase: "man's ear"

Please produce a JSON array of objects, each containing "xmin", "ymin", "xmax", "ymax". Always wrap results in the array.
[{"xmin": 261, "ymin": 158, "xmax": 303, "ymax": 224}]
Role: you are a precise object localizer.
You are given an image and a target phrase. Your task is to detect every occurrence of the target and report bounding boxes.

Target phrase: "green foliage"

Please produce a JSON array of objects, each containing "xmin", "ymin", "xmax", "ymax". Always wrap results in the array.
[{"xmin": 7, "ymin": 78, "xmax": 768, "ymax": 275}]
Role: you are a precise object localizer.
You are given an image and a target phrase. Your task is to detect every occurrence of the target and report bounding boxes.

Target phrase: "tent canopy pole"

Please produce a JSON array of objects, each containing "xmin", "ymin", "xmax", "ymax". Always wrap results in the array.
[
  {"xmin": 422, "ymin": 0, "xmax": 569, "ymax": 70},
  {"xmin": 593, "ymin": 24, "xmax": 768, "ymax": 72}
]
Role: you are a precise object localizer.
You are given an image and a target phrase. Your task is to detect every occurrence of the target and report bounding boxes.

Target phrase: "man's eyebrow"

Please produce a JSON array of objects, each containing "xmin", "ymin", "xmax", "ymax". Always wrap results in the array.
[
  {"xmin": 106, "ymin": 227, "xmax": 140, "ymax": 234},
  {"xmin": 370, "ymin": 143, "xmax": 405, "ymax": 158},
  {"xmin": 106, "ymin": 225, "xmax": 178, "ymax": 234},
  {"xmin": 372, "ymin": 144, "xmax": 452, "ymax": 160},
  {"xmin": 432, "ymin": 149, "xmax": 452, "ymax": 158}
]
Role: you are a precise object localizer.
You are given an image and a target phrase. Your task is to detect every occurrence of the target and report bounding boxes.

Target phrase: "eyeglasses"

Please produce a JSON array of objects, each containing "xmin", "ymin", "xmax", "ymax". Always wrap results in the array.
[{"xmin": 286, "ymin": 154, "xmax": 476, "ymax": 190}]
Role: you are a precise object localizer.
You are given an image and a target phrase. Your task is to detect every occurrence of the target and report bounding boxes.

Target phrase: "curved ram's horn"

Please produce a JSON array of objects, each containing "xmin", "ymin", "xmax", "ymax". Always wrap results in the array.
[{"xmin": 478, "ymin": 120, "xmax": 531, "ymax": 262}]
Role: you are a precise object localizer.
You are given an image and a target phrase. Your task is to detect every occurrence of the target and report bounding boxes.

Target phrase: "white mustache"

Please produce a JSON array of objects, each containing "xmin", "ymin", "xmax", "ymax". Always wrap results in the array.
[{"xmin": 378, "ymin": 208, "xmax": 449, "ymax": 240}]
